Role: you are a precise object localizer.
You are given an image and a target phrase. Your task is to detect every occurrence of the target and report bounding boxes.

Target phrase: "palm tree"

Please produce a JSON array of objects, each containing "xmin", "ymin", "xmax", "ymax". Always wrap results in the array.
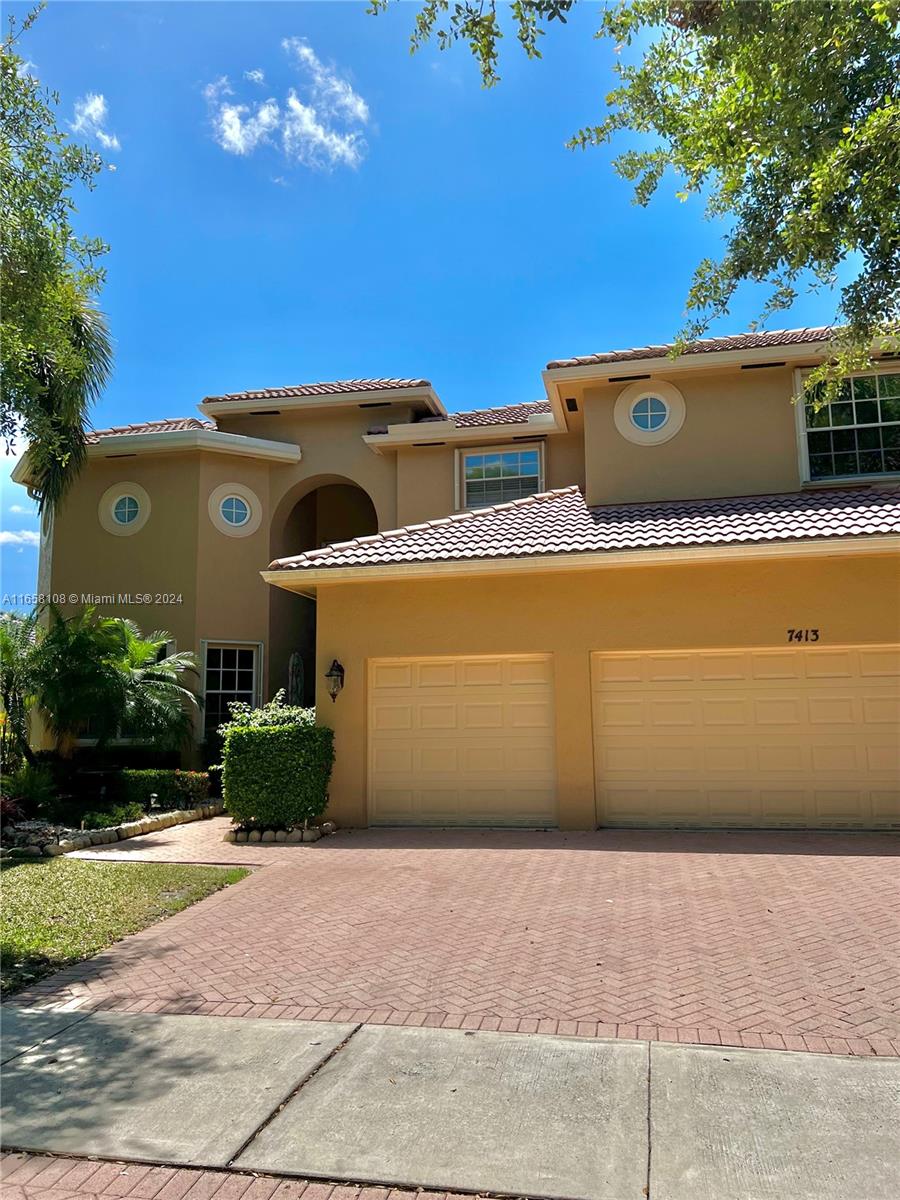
[
  {"xmin": 27, "ymin": 298, "xmax": 113, "ymax": 512},
  {"xmin": 113, "ymin": 621, "xmax": 201, "ymax": 749},
  {"xmin": 0, "ymin": 609, "xmax": 40, "ymax": 766}
]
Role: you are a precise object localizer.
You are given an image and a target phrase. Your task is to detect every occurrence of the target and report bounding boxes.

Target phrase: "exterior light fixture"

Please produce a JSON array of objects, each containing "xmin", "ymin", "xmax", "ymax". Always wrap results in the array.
[{"xmin": 325, "ymin": 659, "xmax": 345, "ymax": 702}]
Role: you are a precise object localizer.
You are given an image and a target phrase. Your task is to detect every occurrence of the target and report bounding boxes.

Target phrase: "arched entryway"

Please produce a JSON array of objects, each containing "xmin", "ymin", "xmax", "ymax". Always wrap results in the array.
[{"xmin": 268, "ymin": 477, "xmax": 378, "ymax": 706}]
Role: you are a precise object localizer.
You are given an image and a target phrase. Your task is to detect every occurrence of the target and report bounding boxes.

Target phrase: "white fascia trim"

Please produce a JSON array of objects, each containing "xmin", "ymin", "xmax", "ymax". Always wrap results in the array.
[
  {"xmin": 541, "ymin": 341, "xmax": 842, "ymax": 387},
  {"xmin": 200, "ymin": 386, "xmax": 445, "ymax": 419},
  {"xmin": 363, "ymin": 413, "xmax": 563, "ymax": 454},
  {"xmin": 261, "ymin": 534, "xmax": 900, "ymax": 592},
  {"xmin": 87, "ymin": 429, "xmax": 302, "ymax": 463}
]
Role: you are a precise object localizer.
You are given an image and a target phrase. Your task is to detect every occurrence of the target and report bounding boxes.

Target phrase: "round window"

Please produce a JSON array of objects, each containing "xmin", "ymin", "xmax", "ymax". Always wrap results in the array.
[
  {"xmin": 630, "ymin": 395, "xmax": 669, "ymax": 432},
  {"xmin": 220, "ymin": 495, "xmax": 250, "ymax": 527},
  {"xmin": 112, "ymin": 495, "xmax": 140, "ymax": 525}
]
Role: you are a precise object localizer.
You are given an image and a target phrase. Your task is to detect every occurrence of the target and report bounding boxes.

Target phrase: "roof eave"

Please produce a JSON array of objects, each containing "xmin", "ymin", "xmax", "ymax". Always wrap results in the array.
[
  {"xmin": 363, "ymin": 412, "xmax": 564, "ymax": 453},
  {"xmin": 88, "ymin": 429, "xmax": 302, "ymax": 463},
  {"xmin": 199, "ymin": 385, "xmax": 446, "ymax": 419},
  {"xmin": 261, "ymin": 533, "xmax": 900, "ymax": 592},
  {"xmin": 543, "ymin": 339, "xmax": 841, "ymax": 382}
]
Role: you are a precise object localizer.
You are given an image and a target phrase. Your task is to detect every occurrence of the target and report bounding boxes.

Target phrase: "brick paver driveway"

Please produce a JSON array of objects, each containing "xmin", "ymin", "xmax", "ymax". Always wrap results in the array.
[{"xmin": 13, "ymin": 818, "xmax": 900, "ymax": 1055}]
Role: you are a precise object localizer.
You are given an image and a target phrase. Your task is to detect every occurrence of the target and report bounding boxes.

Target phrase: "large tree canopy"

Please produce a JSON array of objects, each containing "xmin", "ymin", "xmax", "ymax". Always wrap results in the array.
[
  {"xmin": 373, "ymin": 0, "xmax": 900, "ymax": 390},
  {"xmin": 1, "ymin": 5, "xmax": 112, "ymax": 508}
]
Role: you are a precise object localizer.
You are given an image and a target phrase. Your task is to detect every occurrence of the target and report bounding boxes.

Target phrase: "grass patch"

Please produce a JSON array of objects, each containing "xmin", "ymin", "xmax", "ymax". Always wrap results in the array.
[{"xmin": 1, "ymin": 858, "xmax": 248, "ymax": 996}]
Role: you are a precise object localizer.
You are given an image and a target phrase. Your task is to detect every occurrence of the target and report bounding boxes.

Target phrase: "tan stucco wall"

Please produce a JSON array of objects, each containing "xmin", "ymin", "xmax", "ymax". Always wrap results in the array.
[
  {"xmin": 582, "ymin": 366, "xmax": 802, "ymax": 505},
  {"xmin": 312, "ymin": 551, "xmax": 900, "ymax": 830}
]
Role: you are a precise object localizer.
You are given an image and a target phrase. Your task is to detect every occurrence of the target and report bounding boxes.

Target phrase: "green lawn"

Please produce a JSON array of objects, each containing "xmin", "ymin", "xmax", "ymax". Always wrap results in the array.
[{"xmin": 0, "ymin": 857, "xmax": 248, "ymax": 995}]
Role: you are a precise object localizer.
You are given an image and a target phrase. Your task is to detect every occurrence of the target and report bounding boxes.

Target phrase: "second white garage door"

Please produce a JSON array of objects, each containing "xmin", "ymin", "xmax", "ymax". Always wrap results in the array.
[
  {"xmin": 592, "ymin": 645, "xmax": 900, "ymax": 828},
  {"xmin": 368, "ymin": 654, "xmax": 556, "ymax": 825}
]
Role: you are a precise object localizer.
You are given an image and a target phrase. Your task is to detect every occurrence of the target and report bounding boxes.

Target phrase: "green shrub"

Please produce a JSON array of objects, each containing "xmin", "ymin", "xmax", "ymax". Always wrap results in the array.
[
  {"xmin": 1, "ymin": 764, "xmax": 57, "ymax": 815},
  {"xmin": 222, "ymin": 723, "xmax": 334, "ymax": 828},
  {"xmin": 219, "ymin": 689, "xmax": 315, "ymax": 732},
  {"xmin": 80, "ymin": 801, "xmax": 145, "ymax": 830},
  {"xmin": 116, "ymin": 769, "xmax": 209, "ymax": 811}
]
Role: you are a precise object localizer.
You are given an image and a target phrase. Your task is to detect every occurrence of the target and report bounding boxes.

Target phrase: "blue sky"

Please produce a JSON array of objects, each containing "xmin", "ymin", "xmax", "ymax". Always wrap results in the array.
[{"xmin": 2, "ymin": 0, "xmax": 845, "ymax": 604}]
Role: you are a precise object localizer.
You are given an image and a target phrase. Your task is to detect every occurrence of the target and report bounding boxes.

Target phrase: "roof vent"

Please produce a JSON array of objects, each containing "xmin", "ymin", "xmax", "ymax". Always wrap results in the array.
[{"xmin": 565, "ymin": 397, "xmax": 578, "ymax": 413}]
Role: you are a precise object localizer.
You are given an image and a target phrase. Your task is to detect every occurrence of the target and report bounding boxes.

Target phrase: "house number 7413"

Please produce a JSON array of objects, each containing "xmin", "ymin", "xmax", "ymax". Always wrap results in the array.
[{"xmin": 787, "ymin": 628, "xmax": 820, "ymax": 643}]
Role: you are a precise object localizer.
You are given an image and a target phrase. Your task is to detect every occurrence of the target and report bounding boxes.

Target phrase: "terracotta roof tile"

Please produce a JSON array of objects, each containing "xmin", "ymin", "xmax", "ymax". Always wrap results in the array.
[
  {"xmin": 86, "ymin": 417, "xmax": 215, "ymax": 443},
  {"xmin": 451, "ymin": 400, "xmax": 552, "ymax": 427},
  {"xmin": 546, "ymin": 326, "xmax": 834, "ymax": 370},
  {"xmin": 204, "ymin": 378, "xmax": 430, "ymax": 403},
  {"xmin": 269, "ymin": 484, "xmax": 900, "ymax": 572}
]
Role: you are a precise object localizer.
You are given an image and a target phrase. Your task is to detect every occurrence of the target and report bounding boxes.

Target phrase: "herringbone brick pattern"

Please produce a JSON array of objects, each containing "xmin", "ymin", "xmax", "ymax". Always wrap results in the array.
[
  {"xmin": 0, "ymin": 1151, "xmax": 449, "ymax": 1200},
  {"xmin": 13, "ymin": 822, "xmax": 900, "ymax": 1055}
]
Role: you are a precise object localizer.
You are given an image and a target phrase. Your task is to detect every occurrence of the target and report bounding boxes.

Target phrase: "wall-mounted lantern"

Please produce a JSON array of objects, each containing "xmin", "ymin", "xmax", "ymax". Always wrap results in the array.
[{"xmin": 325, "ymin": 659, "xmax": 345, "ymax": 702}]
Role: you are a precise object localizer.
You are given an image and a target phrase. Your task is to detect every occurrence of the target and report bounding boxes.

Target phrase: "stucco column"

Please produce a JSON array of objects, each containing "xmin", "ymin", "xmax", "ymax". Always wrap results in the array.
[
  {"xmin": 317, "ymin": 598, "xmax": 369, "ymax": 828},
  {"xmin": 553, "ymin": 649, "xmax": 597, "ymax": 830}
]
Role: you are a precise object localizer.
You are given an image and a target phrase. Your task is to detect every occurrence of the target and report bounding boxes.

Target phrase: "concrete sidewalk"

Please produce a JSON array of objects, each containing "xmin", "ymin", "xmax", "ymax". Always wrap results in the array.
[{"xmin": 2, "ymin": 1009, "xmax": 897, "ymax": 1200}]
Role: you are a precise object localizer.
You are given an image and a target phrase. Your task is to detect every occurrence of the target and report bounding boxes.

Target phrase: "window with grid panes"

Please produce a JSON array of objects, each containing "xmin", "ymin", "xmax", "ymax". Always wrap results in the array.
[
  {"xmin": 463, "ymin": 447, "xmax": 542, "ymax": 508},
  {"xmin": 804, "ymin": 372, "xmax": 900, "ymax": 480},
  {"xmin": 204, "ymin": 645, "xmax": 257, "ymax": 737}
]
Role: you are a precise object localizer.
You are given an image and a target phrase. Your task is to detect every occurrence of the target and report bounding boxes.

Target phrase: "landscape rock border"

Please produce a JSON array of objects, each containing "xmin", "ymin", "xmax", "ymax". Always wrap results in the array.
[
  {"xmin": 0, "ymin": 803, "xmax": 226, "ymax": 859},
  {"xmin": 224, "ymin": 820, "xmax": 337, "ymax": 845}
]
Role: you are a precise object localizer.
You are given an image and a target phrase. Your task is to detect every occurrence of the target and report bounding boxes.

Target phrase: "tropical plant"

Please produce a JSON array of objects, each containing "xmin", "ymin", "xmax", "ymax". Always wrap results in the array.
[
  {"xmin": 218, "ymin": 688, "xmax": 315, "ymax": 732},
  {"xmin": 0, "ymin": 609, "xmax": 40, "ymax": 766},
  {"xmin": 113, "ymin": 621, "xmax": 202, "ymax": 750},
  {"xmin": 373, "ymin": 0, "xmax": 900, "ymax": 395},
  {"xmin": 1, "ymin": 5, "xmax": 113, "ymax": 508}
]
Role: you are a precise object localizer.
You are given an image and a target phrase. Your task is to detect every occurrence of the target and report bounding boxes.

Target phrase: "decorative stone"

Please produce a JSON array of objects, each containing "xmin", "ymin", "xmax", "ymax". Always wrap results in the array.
[
  {"xmin": 235, "ymin": 831, "xmax": 248, "ymax": 843},
  {"xmin": 248, "ymin": 830, "xmax": 262, "ymax": 843},
  {"xmin": 321, "ymin": 821, "xmax": 337, "ymax": 835},
  {"xmin": 56, "ymin": 840, "xmax": 75, "ymax": 854},
  {"xmin": 286, "ymin": 829, "xmax": 303, "ymax": 843},
  {"xmin": 302, "ymin": 828, "xmax": 321, "ymax": 843},
  {"xmin": 89, "ymin": 832, "xmax": 106, "ymax": 845},
  {"xmin": 103, "ymin": 830, "xmax": 119, "ymax": 843},
  {"xmin": 261, "ymin": 830, "xmax": 275, "ymax": 843},
  {"xmin": 223, "ymin": 830, "xmax": 237, "ymax": 843},
  {"xmin": 275, "ymin": 830, "xmax": 288, "ymax": 842},
  {"xmin": 43, "ymin": 842, "xmax": 66, "ymax": 856},
  {"xmin": 11, "ymin": 845, "xmax": 42, "ymax": 857}
]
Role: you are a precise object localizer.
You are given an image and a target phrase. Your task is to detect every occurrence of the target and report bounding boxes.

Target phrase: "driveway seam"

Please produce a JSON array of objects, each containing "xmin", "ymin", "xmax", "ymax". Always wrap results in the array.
[
  {"xmin": 0, "ymin": 1009, "xmax": 91, "ymax": 1066},
  {"xmin": 645, "ymin": 1039, "xmax": 653, "ymax": 1199},
  {"xmin": 225, "ymin": 1022, "xmax": 363, "ymax": 1167}
]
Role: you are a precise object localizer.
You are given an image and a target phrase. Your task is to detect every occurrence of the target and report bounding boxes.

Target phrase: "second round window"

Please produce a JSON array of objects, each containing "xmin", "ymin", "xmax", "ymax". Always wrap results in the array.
[
  {"xmin": 630, "ymin": 395, "xmax": 669, "ymax": 432},
  {"xmin": 113, "ymin": 495, "xmax": 140, "ymax": 525},
  {"xmin": 220, "ymin": 495, "xmax": 250, "ymax": 527}
]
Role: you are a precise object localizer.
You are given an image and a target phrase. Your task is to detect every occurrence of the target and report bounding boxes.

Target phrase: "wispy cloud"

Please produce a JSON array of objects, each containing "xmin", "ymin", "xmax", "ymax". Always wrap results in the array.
[
  {"xmin": 204, "ymin": 38, "xmax": 369, "ymax": 173},
  {"xmin": 8, "ymin": 504, "xmax": 33, "ymax": 515},
  {"xmin": 17, "ymin": 59, "xmax": 37, "ymax": 79},
  {"xmin": 282, "ymin": 37, "xmax": 369, "ymax": 125},
  {"xmin": 0, "ymin": 530, "xmax": 39, "ymax": 547},
  {"xmin": 71, "ymin": 92, "xmax": 120, "ymax": 151},
  {"xmin": 204, "ymin": 77, "xmax": 280, "ymax": 156}
]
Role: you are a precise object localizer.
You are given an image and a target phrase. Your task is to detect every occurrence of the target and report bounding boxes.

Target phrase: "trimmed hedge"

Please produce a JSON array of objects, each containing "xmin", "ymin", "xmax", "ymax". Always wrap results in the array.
[
  {"xmin": 81, "ymin": 801, "xmax": 144, "ymax": 830},
  {"xmin": 222, "ymin": 724, "xmax": 334, "ymax": 828},
  {"xmin": 116, "ymin": 769, "xmax": 209, "ymax": 811}
]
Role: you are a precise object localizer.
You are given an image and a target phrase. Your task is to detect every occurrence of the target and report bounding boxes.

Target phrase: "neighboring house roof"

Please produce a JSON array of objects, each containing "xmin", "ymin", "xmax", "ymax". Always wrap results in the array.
[
  {"xmin": 451, "ymin": 400, "xmax": 552, "ymax": 428},
  {"xmin": 268, "ymin": 484, "xmax": 900, "ymax": 572},
  {"xmin": 546, "ymin": 326, "xmax": 834, "ymax": 370},
  {"xmin": 203, "ymin": 378, "xmax": 431, "ymax": 403},
  {"xmin": 86, "ymin": 417, "xmax": 215, "ymax": 443}
]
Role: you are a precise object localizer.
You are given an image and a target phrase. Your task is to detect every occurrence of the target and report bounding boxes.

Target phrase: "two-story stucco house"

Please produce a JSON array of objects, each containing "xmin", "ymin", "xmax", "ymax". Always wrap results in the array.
[{"xmin": 15, "ymin": 326, "xmax": 900, "ymax": 831}]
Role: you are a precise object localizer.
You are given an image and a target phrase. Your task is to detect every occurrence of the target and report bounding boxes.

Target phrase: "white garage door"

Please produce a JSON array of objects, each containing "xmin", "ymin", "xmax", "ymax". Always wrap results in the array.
[
  {"xmin": 368, "ymin": 654, "xmax": 556, "ymax": 825},
  {"xmin": 592, "ymin": 645, "xmax": 900, "ymax": 829}
]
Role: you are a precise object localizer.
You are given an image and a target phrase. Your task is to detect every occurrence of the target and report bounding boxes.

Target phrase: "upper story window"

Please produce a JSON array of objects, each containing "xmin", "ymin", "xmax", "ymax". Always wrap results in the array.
[
  {"xmin": 99, "ymin": 482, "xmax": 151, "ymax": 536},
  {"xmin": 462, "ymin": 446, "xmax": 543, "ymax": 509},
  {"xmin": 630, "ymin": 395, "xmax": 669, "ymax": 432},
  {"xmin": 113, "ymin": 495, "xmax": 140, "ymax": 525},
  {"xmin": 220, "ymin": 494, "xmax": 250, "ymax": 527},
  {"xmin": 802, "ymin": 371, "xmax": 900, "ymax": 481}
]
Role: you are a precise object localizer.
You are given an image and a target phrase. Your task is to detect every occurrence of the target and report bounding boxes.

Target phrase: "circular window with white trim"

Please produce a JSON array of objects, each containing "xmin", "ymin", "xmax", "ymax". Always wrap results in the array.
[
  {"xmin": 208, "ymin": 483, "xmax": 262, "ymax": 537},
  {"xmin": 614, "ymin": 380, "xmax": 686, "ymax": 445},
  {"xmin": 98, "ymin": 482, "xmax": 151, "ymax": 536}
]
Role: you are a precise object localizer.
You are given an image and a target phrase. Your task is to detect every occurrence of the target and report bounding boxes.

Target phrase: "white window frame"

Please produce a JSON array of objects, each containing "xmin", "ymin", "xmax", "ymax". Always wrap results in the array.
[
  {"xmin": 794, "ymin": 364, "xmax": 900, "ymax": 485},
  {"xmin": 454, "ymin": 441, "xmax": 545, "ymax": 511},
  {"xmin": 200, "ymin": 639, "xmax": 264, "ymax": 742}
]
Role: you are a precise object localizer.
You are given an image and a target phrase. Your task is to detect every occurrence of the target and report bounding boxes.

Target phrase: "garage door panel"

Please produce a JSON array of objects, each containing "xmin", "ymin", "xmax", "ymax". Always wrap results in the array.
[
  {"xmin": 369, "ymin": 655, "xmax": 556, "ymax": 826},
  {"xmin": 593, "ymin": 647, "xmax": 900, "ymax": 829}
]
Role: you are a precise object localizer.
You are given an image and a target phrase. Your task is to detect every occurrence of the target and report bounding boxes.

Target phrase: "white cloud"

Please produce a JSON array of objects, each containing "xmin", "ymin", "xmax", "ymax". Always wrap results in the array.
[
  {"xmin": 283, "ymin": 90, "xmax": 363, "ymax": 169},
  {"xmin": 282, "ymin": 37, "xmax": 369, "ymax": 125},
  {"xmin": 71, "ymin": 92, "xmax": 120, "ymax": 151},
  {"xmin": 203, "ymin": 38, "xmax": 369, "ymax": 172},
  {"xmin": 17, "ymin": 59, "xmax": 37, "ymax": 79},
  {"xmin": 8, "ymin": 504, "xmax": 33, "ymax": 515},
  {"xmin": 0, "ymin": 530, "xmax": 39, "ymax": 547}
]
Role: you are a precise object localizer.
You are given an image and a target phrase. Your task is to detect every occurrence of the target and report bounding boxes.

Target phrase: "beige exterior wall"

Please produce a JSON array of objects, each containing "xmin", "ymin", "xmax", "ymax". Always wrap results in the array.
[
  {"xmin": 581, "ymin": 365, "xmax": 802, "ymax": 505},
  {"xmin": 312, "ymin": 551, "xmax": 900, "ymax": 829}
]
